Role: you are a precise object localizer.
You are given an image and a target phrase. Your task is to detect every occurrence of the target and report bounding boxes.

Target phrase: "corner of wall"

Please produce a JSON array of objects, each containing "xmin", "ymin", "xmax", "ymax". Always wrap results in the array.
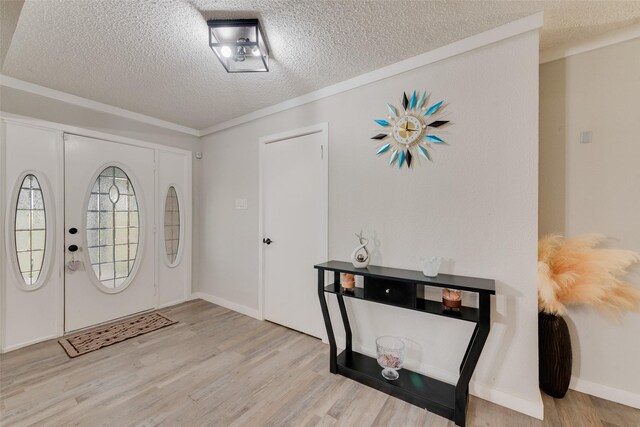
[{"xmin": 191, "ymin": 291, "xmax": 262, "ymax": 320}]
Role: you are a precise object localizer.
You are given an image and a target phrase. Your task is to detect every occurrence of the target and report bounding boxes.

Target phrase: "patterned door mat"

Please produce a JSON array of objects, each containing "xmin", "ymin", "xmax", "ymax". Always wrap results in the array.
[{"xmin": 58, "ymin": 312, "xmax": 177, "ymax": 358}]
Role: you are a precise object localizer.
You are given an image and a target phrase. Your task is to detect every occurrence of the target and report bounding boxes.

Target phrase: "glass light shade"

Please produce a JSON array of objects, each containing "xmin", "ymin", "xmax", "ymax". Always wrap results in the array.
[{"xmin": 207, "ymin": 19, "xmax": 269, "ymax": 73}]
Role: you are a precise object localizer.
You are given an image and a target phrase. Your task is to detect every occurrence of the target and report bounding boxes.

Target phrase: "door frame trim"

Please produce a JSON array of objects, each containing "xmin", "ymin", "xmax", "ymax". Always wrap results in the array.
[{"xmin": 257, "ymin": 122, "xmax": 329, "ymax": 321}]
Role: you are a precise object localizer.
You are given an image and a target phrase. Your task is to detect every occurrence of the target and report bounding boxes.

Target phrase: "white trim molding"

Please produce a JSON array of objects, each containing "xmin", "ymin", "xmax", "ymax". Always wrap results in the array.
[
  {"xmin": 0, "ymin": 121, "xmax": 6, "ymax": 352},
  {"xmin": 158, "ymin": 299, "xmax": 188, "ymax": 310},
  {"xmin": 1, "ymin": 12, "xmax": 544, "ymax": 138},
  {"xmin": 571, "ymin": 376, "xmax": 640, "ymax": 410},
  {"xmin": 0, "ymin": 112, "xmax": 193, "ymax": 155},
  {"xmin": 1, "ymin": 333, "xmax": 61, "ymax": 353},
  {"xmin": 471, "ymin": 381, "xmax": 544, "ymax": 420},
  {"xmin": 201, "ymin": 12, "xmax": 543, "ymax": 135},
  {"xmin": 0, "ymin": 74, "xmax": 201, "ymax": 137},
  {"xmin": 540, "ymin": 22, "xmax": 640, "ymax": 64},
  {"xmin": 191, "ymin": 292, "xmax": 261, "ymax": 320}
]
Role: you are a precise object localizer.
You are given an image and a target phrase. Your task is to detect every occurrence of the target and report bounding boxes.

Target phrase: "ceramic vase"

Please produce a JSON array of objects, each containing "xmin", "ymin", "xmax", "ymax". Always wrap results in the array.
[
  {"xmin": 538, "ymin": 312, "xmax": 572, "ymax": 398},
  {"xmin": 351, "ymin": 234, "xmax": 370, "ymax": 268}
]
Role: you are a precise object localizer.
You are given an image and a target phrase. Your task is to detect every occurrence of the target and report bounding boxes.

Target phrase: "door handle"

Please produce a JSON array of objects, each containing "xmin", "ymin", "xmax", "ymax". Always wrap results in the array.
[
  {"xmin": 68, "ymin": 244, "xmax": 79, "ymax": 252},
  {"xmin": 263, "ymin": 238, "xmax": 273, "ymax": 245}
]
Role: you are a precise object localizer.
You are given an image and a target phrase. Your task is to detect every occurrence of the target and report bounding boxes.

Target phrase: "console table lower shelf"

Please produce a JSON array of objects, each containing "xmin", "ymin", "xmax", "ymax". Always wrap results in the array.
[
  {"xmin": 315, "ymin": 261, "xmax": 496, "ymax": 427},
  {"xmin": 337, "ymin": 350, "xmax": 456, "ymax": 420}
]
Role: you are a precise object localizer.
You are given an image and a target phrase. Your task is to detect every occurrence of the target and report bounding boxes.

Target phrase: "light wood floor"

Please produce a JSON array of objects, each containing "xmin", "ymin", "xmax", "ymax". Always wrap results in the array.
[{"xmin": 1, "ymin": 299, "xmax": 639, "ymax": 426}]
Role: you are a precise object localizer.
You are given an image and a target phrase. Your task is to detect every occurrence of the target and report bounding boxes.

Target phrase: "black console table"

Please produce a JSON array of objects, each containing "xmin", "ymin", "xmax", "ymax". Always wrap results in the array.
[{"xmin": 315, "ymin": 260, "xmax": 495, "ymax": 427}]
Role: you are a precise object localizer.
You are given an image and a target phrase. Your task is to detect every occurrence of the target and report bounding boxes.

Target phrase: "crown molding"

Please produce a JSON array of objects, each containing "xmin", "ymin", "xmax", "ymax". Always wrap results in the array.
[
  {"xmin": 1, "ymin": 12, "xmax": 545, "ymax": 139},
  {"xmin": 540, "ymin": 22, "xmax": 640, "ymax": 64},
  {"xmin": 0, "ymin": 111, "xmax": 194, "ymax": 155},
  {"xmin": 0, "ymin": 74, "xmax": 201, "ymax": 136},
  {"xmin": 200, "ymin": 12, "xmax": 544, "ymax": 136}
]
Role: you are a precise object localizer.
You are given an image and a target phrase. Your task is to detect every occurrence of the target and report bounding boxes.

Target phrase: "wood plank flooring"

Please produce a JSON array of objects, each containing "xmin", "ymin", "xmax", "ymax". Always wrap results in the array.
[{"xmin": 1, "ymin": 299, "xmax": 639, "ymax": 426}]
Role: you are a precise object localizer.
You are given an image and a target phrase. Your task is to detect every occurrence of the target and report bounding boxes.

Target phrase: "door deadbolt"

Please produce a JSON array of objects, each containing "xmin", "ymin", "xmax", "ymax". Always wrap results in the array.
[
  {"xmin": 263, "ymin": 238, "xmax": 273, "ymax": 245},
  {"xmin": 69, "ymin": 227, "xmax": 78, "ymax": 234}
]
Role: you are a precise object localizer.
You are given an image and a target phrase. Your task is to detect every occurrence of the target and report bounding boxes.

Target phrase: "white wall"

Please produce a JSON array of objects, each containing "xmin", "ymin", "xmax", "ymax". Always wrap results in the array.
[
  {"xmin": 540, "ymin": 37, "xmax": 640, "ymax": 408},
  {"xmin": 199, "ymin": 30, "xmax": 541, "ymax": 416}
]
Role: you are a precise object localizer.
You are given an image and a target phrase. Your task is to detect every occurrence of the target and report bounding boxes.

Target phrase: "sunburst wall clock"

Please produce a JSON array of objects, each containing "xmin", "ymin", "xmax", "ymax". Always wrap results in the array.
[{"xmin": 371, "ymin": 90, "xmax": 449, "ymax": 169}]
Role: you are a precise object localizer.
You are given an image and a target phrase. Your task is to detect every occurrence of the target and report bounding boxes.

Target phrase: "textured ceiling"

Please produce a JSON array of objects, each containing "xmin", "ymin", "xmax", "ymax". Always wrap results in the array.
[{"xmin": 2, "ymin": 0, "xmax": 640, "ymax": 130}]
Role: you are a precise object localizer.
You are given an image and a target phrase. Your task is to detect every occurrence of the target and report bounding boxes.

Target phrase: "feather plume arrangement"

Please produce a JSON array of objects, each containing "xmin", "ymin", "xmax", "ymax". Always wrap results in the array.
[{"xmin": 538, "ymin": 234, "xmax": 640, "ymax": 315}]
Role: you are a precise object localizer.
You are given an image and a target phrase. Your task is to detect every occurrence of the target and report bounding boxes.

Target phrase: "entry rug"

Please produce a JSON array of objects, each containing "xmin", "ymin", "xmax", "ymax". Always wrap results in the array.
[{"xmin": 58, "ymin": 312, "xmax": 177, "ymax": 358}]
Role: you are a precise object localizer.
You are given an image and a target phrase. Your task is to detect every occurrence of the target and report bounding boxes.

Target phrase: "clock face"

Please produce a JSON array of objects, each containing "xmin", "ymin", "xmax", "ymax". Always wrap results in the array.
[
  {"xmin": 371, "ymin": 90, "xmax": 449, "ymax": 169},
  {"xmin": 392, "ymin": 115, "xmax": 423, "ymax": 146}
]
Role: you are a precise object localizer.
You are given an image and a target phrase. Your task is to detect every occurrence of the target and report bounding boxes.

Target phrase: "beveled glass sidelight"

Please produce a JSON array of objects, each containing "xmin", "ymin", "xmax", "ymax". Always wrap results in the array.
[
  {"xmin": 86, "ymin": 166, "xmax": 139, "ymax": 289},
  {"xmin": 207, "ymin": 19, "xmax": 269, "ymax": 72},
  {"xmin": 14, "ymin": 174, "xmax": 47, "ymax": 286},
  {"xmin": 164, "ymin": 186, "xmax": 181, "ymax": 265}
]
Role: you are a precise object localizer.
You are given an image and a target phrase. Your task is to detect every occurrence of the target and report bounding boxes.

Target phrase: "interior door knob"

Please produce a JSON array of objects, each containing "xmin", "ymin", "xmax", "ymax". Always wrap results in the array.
[{"xmin": 263, "ymin": 238, "xmax": 273, "ymax": 245}]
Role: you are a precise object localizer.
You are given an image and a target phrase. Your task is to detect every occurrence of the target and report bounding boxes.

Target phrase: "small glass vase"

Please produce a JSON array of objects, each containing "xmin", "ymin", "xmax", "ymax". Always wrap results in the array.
[
  {"xmin": 376, "ymin": 336, "xmax": 405, "ymax": 380},
  {"xmin": 421, "ymin": 256, "xmax": 442, "ymax": 277}
]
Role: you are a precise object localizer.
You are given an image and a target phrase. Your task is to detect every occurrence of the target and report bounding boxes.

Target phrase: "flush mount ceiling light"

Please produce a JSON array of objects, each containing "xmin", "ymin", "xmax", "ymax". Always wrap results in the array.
[{"xmin": 207, "ymin": 19, "xmax": 269, "ymax": 73}]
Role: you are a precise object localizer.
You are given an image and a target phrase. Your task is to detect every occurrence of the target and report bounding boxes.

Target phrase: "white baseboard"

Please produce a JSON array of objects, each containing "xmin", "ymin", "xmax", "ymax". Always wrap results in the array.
[
  {"xmin": 571, "ymin": 376, "xmax": 640, "ymax": 409},
  {"xmin": 1, "ymin": 333, "xmax": 60, "ymax": 353},
  {"xmin": 158, "ymin": 298, "xmax": 187, "ymax": 309},
  {"xmin": 471, "ymin": 381, "xmax": 544, "ymax": 420},
  {"xmin": 191, "ymin": 292, "xmax": 262, "ymax": 320}
]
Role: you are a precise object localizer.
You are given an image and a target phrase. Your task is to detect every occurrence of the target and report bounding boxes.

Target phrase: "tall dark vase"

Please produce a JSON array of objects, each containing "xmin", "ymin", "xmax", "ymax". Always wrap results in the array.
[{"xmin": 538, "ymin": 312, "xmax": 572, "ymax": 398}]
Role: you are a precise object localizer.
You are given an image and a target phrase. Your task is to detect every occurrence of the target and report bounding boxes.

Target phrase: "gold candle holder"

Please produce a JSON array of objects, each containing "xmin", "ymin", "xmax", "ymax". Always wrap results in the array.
[
  {"xmin": 341, "ymin": 273, "xmax": 355, "ymax": 292},
  {"xmin": 442, "ymin": 288, "xmax": 462, "ymax": 311}
]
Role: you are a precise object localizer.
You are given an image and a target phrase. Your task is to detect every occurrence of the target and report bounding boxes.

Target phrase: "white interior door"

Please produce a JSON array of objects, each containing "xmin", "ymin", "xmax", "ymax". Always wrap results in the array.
[
  {"xmin": 262, "ymin": 129, "xmax": 327, "ymax": 338},
  {"xmin": 64, "ymin": 134, "xmax": 155, "ymax": 332}
]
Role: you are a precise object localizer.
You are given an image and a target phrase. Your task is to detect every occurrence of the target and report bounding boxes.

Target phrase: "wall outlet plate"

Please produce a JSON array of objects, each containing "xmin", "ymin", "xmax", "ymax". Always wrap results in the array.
[{"xmin": 235, "ymin": 199, "xmax": 248, "ymax": 209}]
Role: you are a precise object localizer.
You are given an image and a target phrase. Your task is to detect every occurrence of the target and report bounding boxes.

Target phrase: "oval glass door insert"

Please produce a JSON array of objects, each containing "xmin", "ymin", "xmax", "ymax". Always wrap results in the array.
[
  {"xmin": 164, "ymin": 186, "xmax": 180, "ymax": 265},
  {"xmin": 86, "ymin": 166, "xmax": 140, "ymax": 290},
  {"xmin": 15, "ymin": 174, "xmax": 47, "ymax": 286}
]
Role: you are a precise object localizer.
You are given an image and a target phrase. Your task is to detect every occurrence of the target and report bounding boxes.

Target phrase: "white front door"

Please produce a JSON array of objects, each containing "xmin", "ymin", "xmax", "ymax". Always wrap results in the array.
[
  {"xmin": 64, "ymin": 134, "xmax": 155, "ymax": 332},
  {"xmin": 262, "ymin": 129, "xmax": 328, "ymax": 338}
]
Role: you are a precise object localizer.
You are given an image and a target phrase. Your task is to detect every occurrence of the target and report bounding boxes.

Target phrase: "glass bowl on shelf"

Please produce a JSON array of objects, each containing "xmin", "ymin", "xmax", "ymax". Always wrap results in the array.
[{"xmin": 376, "ymin": 336, "xmax": 405, "ymax": 380}]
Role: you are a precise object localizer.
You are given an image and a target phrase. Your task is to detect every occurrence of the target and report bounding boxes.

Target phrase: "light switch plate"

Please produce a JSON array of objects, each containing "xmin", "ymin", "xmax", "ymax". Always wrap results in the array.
[
  {"xmin": 235, "ymin": 199, "xmax": 248, "ymax": 209},
  {"xmin": 580, "ymin": 131, "xmax": 593, "ymax": 144}
]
